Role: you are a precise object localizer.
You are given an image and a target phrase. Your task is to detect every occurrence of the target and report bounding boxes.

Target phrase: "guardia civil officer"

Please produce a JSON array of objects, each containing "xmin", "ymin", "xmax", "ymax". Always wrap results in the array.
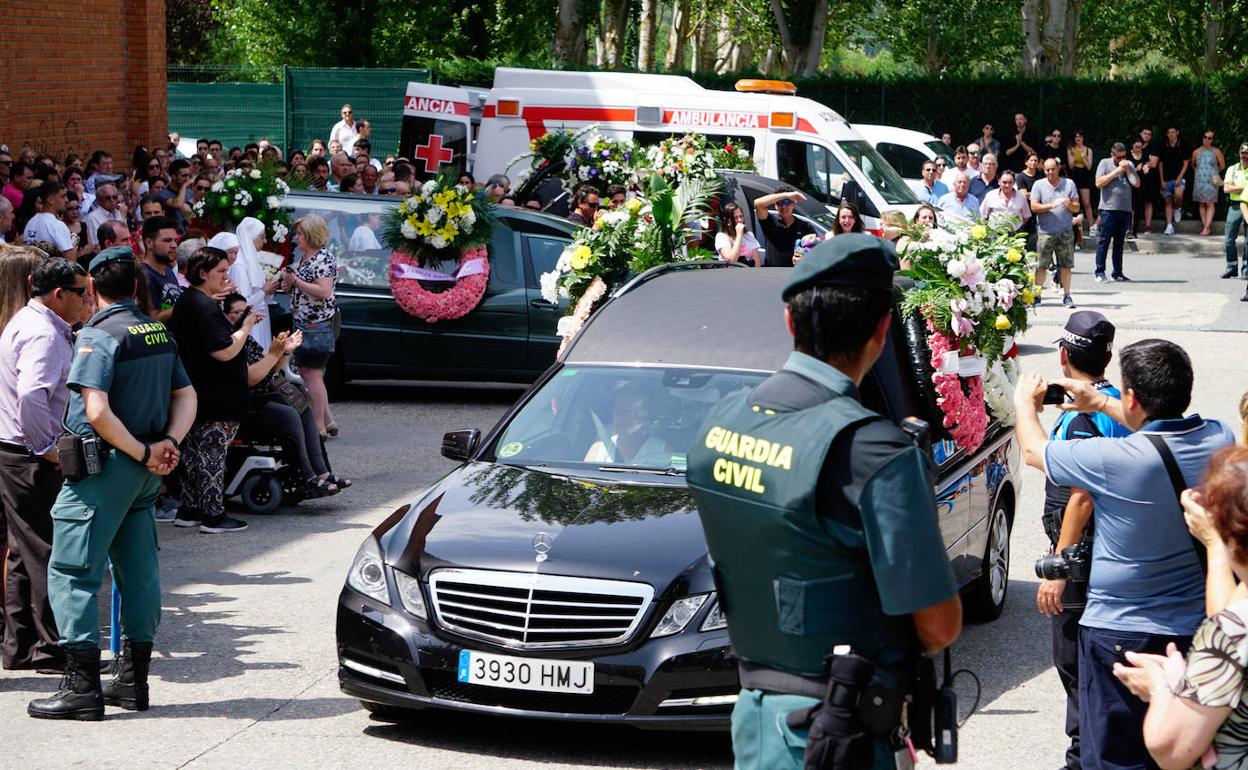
[
  {"xmin": 687, "ymin": 234, "xmax": 962, "ymax": 769},
  {"xmin": 28, "ymin": 246, "xmax": 197, "ymax": 721}
]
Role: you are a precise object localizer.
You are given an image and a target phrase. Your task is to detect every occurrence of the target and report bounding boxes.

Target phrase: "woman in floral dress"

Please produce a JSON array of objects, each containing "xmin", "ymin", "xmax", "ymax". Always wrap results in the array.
[
  {"xmin": 1191, "ymin": 131, "xmax": 1226, "ymax": 236},
  {"xmin": 1115, "ymin": 446, "xmax": 1248, "ymax": 769}
]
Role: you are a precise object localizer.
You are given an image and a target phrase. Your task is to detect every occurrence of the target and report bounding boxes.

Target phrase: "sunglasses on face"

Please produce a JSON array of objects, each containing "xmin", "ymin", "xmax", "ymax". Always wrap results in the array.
[
  {"xmin": 778, "ymin": 198, "xmax": 794, "ymax": 206},
  {"xmin": 379, "ymin": 187, "xmax": 398, "ymax": 194},
  {"xmin": 59, "ymin": 285, "xmax": 87, "ymax": 296},
  {"xmin": 969, "ymin": 152, "xmax": 981, "ymax": 156},
  {"xmin": 923, "ymin": 168, "xmax": 936, "ymax": 173},
  {"xmin": 583, "ymin": 201, "xmax": 600, "ymax": 209},
  {"xmin": 195, "ymin": 185, "xmax": 211, "ymax": 192},
  {"xmin": 1204, "ymin": 135, "xmax": 1214, "ymax": 140}
]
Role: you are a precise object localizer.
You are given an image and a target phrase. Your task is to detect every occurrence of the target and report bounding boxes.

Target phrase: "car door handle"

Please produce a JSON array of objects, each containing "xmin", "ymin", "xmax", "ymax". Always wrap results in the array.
[{"xmin": 529, "ymin": 299, "xmax": 558, "ymax": 310}]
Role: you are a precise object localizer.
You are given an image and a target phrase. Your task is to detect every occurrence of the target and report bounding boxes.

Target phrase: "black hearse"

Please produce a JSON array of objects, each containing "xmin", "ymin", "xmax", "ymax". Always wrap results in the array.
[{"xmin": 336, "ymin": 263, "xmax": 1019, "ymax": 729}]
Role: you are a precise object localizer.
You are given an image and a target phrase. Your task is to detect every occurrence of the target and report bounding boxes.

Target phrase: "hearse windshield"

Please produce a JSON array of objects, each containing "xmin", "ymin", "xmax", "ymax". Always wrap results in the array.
[{"xmin": 492, "ymin": 365, "xmax": 768, "ymax": 474}]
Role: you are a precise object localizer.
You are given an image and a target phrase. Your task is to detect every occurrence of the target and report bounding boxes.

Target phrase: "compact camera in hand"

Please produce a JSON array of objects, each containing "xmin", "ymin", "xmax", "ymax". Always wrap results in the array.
[{"xmin": 1034, "ymin": 541, "xmax": 1092, "ymax": 582}]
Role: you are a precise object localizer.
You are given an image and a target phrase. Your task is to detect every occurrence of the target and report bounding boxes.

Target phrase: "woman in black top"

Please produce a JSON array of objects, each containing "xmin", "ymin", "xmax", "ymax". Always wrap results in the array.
[{"xmin": 169, "ymin": 246, "xmax": 259, "ymax": 533}]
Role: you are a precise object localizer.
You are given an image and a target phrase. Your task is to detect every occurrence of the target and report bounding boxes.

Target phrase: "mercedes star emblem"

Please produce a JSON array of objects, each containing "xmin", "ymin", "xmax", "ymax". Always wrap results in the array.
[{"xmin": 531, "ymin": 532, "xmax": 553, "ymax": 562}]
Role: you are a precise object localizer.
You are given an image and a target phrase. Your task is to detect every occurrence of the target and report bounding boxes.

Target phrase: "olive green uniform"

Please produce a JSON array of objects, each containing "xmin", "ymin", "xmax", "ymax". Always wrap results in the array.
[
  {"xmin": 686, "ymin": 234, "xmax": 957, "ymax": 770},
  {"xmin": 48, "ymin": 298, "xmax": 190, "ymax": 650}
]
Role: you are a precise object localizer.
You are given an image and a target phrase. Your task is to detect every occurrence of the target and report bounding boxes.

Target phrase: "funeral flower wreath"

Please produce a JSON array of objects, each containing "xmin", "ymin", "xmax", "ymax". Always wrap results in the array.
[{"xmin": 381, "ymin": 171, "xmax": 496, "ymax": 322}]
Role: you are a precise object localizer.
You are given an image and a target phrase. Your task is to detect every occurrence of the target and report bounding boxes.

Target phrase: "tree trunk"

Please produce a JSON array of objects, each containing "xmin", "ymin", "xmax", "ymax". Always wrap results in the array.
[
  {"xmin": 769, "ymin": 0, "xmax": 829, "ymax": 77},
  {"xmin": 665, "ymin": 0, "xmax": 691, "ymax": 70},
  {"xmin": 693, "ymin": 9, "xmax": 717, "ymax": 72},
  {"xmin": 554, "ymin": 0, "xmax": 587, "ymax": 66},
  {"xmin": 760, "ymin": 46, "xmax": 780, "ymax": 75},
  {"xmin": 924, "ymin": 12, "xmax": 941, "ymax": 76},
  {"xmin": 637, "ymin": 0, "xmax": 658, "ymax": 72},
  {"xmin": 1021, "ymin": 0, "xmax": 1044, "ymax": 76},
  {"xmin": 802, "ymin": 0, "xmax": 829, "ymax": 76},
  {"xmin": 1059, "ymin": 0, "xmax": 1082, "ymax": 76},
  {"xmin": 1204, "ymin": 0, "xmax": 1223, "ymax": 73},
  {"xmin": 602, "ymin": 0, "xmax": 631, "ymax": 68}
]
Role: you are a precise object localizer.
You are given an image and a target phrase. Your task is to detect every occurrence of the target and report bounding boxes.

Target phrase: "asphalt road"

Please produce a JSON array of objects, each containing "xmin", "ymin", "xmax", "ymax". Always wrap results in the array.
[{"xmin": 1, "ymin": 233, "xmax": 1244, "ymax": 769}]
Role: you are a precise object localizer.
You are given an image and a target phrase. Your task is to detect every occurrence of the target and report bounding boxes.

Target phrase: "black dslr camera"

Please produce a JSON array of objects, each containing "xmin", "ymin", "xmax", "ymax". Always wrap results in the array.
[{"xmin": 1034, "ymin": 541, "xmax": 1092, "ymax": 582}]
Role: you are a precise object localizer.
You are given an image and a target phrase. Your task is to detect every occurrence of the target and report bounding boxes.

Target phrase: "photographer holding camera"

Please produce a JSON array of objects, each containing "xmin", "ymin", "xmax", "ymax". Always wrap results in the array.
[
  {"xmin": 1014, "ymin": 339, "xmax": 1235, "ymax": 770},
  {"xmin": 1033, "ymin": 312, "xmax": 1132, "ymax": 770}
]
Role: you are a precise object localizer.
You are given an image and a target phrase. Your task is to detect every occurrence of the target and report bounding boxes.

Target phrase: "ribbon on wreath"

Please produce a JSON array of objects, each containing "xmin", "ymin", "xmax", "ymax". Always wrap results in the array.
[
  {"xmin": 935, "ymin": 351, "xmax": 987, "ymax": 378},
  {"xmin": 391, "ymin": 258, "xmax": 488, "ymax": 283}
]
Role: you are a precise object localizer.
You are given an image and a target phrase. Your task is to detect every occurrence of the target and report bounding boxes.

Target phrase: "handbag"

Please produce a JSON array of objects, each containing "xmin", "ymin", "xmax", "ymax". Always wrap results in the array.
[
  {"xmin": 1211, "ymin": 174, "xmax": 1224, "ymax": 188},
  {"xmin": 297, "ymin": 317, "xmax": 336, "ymax": 355},
  {"xmin": 270, "ymin": 371, "xmax": 312, "ymax": 413}
]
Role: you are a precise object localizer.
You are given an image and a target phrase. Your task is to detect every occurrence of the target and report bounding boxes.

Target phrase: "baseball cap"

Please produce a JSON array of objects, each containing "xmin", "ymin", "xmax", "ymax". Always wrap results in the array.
[
  {"xmin": 1239, "ymin": 142, "xmax": 1248, "ymax": 154},
  {"xmin": 1055, "ymin": 310, "xmax": 1115, "ymax": 352},
  {"xmin": 781, "ymin": 233, "xmax": 899, "ymax": 301}
]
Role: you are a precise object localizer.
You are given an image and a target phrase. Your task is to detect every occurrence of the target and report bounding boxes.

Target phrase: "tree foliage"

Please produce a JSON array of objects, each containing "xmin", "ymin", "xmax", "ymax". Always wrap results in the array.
[{"xmin": 189, "ymin": 0, "xmax": 1248, "ymax": 79}]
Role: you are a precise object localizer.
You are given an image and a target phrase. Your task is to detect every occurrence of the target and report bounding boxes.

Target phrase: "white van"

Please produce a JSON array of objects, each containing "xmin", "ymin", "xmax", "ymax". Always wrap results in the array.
[
  {"xmin": 399, "ymin": 69, "xmax": 919, "ymax": 231},
  {"xmin": 855, "ymin": 124, "xmax": 954, "ymax": 194}
]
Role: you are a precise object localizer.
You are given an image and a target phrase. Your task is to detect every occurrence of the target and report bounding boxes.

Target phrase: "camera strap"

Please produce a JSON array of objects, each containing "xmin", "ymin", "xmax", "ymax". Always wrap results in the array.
[{"xmin": 1145, "ymin": 433, "xmax": 1207, "ymax": 574}]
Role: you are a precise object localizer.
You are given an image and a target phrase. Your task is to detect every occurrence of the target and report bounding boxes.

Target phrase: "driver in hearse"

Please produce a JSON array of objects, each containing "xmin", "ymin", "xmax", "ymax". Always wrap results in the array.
[
  {"xmin": 687, "ymin": 234, "xmax": 962, "ymax": 768},
  {"xmin": 583, "ymin": 382, "xmax": 673, "ymax": 466}
]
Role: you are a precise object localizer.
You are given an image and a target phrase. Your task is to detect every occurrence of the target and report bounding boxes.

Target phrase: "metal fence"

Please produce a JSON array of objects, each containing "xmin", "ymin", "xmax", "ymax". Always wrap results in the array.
[{"xmin": 167, "ymin": 65, "xmax": 432, "ymax": 157}]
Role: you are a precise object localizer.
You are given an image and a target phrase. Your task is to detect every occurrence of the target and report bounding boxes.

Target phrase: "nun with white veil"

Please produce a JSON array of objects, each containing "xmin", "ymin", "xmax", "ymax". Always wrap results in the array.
[{"xmin": 231, "ymin": 217, "xmax": 278, "ymax": 347}]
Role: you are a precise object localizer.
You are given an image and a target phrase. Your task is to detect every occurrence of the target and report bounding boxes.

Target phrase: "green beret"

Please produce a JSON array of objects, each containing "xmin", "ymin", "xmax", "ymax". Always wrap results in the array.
[
  {"xmin": 780, "ymin": 233, "xmax": 899, "ymax": 301},
  {"xmin": 88, "ymin": 246, "xmax": 136, "ymax": 273}
]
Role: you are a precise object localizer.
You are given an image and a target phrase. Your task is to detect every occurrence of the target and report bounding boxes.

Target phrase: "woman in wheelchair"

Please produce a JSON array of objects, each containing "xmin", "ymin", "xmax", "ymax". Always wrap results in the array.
[{"xmin": 223, "ymin": 294, "xmax": 351, "ymax": 498}]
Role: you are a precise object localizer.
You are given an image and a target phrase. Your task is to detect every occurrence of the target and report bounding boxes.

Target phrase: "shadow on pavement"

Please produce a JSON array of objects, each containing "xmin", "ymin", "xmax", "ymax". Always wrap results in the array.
[
  {"xmin": 107, "ymin": 696, "xmax": 359, "ymax": 721},
  {"xmin": 956, "ymin": 577, "xmax": 1054, "ymax": 719},
  {"xmin": 155, "ymin": 588, "xmax": 297, "ymax": 685},
  {"xmin": 361, "ymin": 708, "xmax": 733, "ymax": 768}
]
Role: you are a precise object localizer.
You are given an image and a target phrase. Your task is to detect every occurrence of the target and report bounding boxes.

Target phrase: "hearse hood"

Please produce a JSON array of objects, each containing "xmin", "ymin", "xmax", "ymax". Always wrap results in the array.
[{"xmin": 381, "ymin": 462, "xmax": 714, "ymax": 594}]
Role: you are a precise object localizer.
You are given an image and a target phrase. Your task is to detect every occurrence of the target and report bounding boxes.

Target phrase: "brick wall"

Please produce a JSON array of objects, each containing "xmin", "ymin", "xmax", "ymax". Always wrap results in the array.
[{"xmin": 0, "ymin": 0, "xmax": 167, "ymax": 169}]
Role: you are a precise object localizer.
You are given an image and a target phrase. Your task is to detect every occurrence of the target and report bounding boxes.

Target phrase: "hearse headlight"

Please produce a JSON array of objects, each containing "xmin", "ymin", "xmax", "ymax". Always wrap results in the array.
[
  {"xmin": 651, "ymin": 594, "xmax": 709, "ymax": 638},
  {"xmin": 700, "ymin": 595, "xmax": 727, "ymax": 632},
  {"xmin": 392, "ymin": 569, "xmax": 428, "ymax": 620},
  {"xmin": 346, "ymin": 536, "xmax": 389, "ymax": 604}
]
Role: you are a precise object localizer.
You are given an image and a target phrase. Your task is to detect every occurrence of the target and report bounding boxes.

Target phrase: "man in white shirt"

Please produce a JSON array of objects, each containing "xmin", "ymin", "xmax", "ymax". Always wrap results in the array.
[
  {"xmin": 22, "ymin": 182, "xmax": 77, "ymax": 261},
  {"xmin": 84, "ymin": 183, "xmax": 125, "ymax": 245},
  {"xmin": 329, "ymin": 104, "xmax": 359, "ymax": 155},
  {"xmin": 937, "ymin": 173, "xmax": 981, "ymax": 220},
  {"xmin": 942, "ymin": 146, "xmax": 972, "ymax": 187}
]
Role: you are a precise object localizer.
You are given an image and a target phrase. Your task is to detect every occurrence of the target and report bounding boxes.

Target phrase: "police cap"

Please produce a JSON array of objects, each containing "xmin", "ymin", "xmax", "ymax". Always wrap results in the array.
[
  {"xmin": 780, "ymin": 233, "xmax": 899, "ymax": 301},
  {"xmin": 1055, "ymin": 310, "xmax": 1115, "ymax": 352},
  {"xmin": 88, "ymin": 245, "xmax": 136, "ymax": 274}
]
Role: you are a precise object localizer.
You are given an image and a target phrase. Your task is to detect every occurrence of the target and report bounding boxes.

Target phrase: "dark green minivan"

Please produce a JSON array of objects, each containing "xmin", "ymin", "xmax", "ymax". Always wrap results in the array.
[{"xmin": 282, "ymin": 191, "xmax": 575, "ymax": 387}]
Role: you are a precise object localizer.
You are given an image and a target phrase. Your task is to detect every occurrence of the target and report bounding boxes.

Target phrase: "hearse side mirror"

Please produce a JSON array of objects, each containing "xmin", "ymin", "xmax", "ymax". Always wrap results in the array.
[{"xmin": 441, "ymin": 429, "xmax": 480, "ymax": 461}]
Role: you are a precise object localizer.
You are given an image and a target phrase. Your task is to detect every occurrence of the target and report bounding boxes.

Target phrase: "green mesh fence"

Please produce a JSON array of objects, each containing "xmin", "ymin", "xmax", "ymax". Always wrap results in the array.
[
  {"xmin": 166, "ymin": 66, "xmax": 432, "ymax": 158},
  {"xmin": 285, "ymin": 67, "xmax": 431, "ymax": 158},
  {"xmin": 167, "ymin": 81, "xmax": 284, "ymax": 150}
]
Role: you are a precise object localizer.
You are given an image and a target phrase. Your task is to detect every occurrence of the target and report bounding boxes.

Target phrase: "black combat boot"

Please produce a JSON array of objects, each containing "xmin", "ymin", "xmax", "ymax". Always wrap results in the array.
[
  {"xmin": 102, "ymin": 640, "xmax": 153, "ymax": 711},
  {"xmin": 27, "ymin": 648, "xmax": 105, "ymax": 720}
]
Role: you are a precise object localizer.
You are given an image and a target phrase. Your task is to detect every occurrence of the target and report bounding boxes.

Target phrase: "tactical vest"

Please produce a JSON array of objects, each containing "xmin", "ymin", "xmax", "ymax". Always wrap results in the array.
[{"xmin": 687, "ymin": 389, "xmax": 889, "ymax": 677}]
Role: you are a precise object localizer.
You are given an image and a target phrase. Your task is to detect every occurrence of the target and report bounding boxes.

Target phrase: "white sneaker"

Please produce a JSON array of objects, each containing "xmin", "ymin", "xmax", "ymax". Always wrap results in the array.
[
  {"xmin": 1174, "ymin": 209, "xmax": 1182, "ymax": 223},
  {"xmin": 1164, "ymin": 223, "xmax": 1175, "ymax": 235}
]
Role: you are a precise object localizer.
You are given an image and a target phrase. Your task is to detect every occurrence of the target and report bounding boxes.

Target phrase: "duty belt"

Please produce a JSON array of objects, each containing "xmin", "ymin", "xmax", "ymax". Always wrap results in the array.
[{"xmin": 738, "ymin": 661, "xmax": 830, "ymax": 699}]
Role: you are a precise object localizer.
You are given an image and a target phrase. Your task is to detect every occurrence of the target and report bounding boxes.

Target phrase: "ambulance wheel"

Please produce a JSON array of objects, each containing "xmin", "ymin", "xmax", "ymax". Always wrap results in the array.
[
  {"xmin": 964, "ymin": 502, "xmax": 1010, "ymax": 623},
  {"xmin": 240, "ymin": 474, "xmax": 283, "ymax": 515}
]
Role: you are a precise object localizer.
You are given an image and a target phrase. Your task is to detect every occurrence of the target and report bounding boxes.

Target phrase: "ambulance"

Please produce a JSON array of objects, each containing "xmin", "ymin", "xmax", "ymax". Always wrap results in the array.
[{"xmin": 399, "ymin": 68, "xmax": 919, "ymax": 231}]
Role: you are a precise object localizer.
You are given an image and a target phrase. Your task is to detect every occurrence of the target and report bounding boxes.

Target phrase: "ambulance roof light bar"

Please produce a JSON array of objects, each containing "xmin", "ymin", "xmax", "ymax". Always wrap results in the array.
[{"xmin": 734, "ymin": 79, "xmax": 797, "ymax": 96}]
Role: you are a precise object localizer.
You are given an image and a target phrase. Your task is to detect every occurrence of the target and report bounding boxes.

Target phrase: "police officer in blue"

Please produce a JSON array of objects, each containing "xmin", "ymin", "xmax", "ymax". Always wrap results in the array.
[
  {"xmin": 1034, "ymin": 311, "xmax": 1131, "ymax": 770},
  {"xmin": 28, "ymin": 246, "xmax": 197, "ymax": 721},
  {"xmin": 687, "ymin": 234, "xmax": 962, "ymax": 769}
]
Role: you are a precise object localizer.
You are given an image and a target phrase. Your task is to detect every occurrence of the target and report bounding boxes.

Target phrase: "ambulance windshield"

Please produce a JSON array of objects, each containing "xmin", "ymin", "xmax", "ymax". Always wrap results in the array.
[{"xmin": 837, "ymin": 141, "xmax": 918, "ymax": 205}]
